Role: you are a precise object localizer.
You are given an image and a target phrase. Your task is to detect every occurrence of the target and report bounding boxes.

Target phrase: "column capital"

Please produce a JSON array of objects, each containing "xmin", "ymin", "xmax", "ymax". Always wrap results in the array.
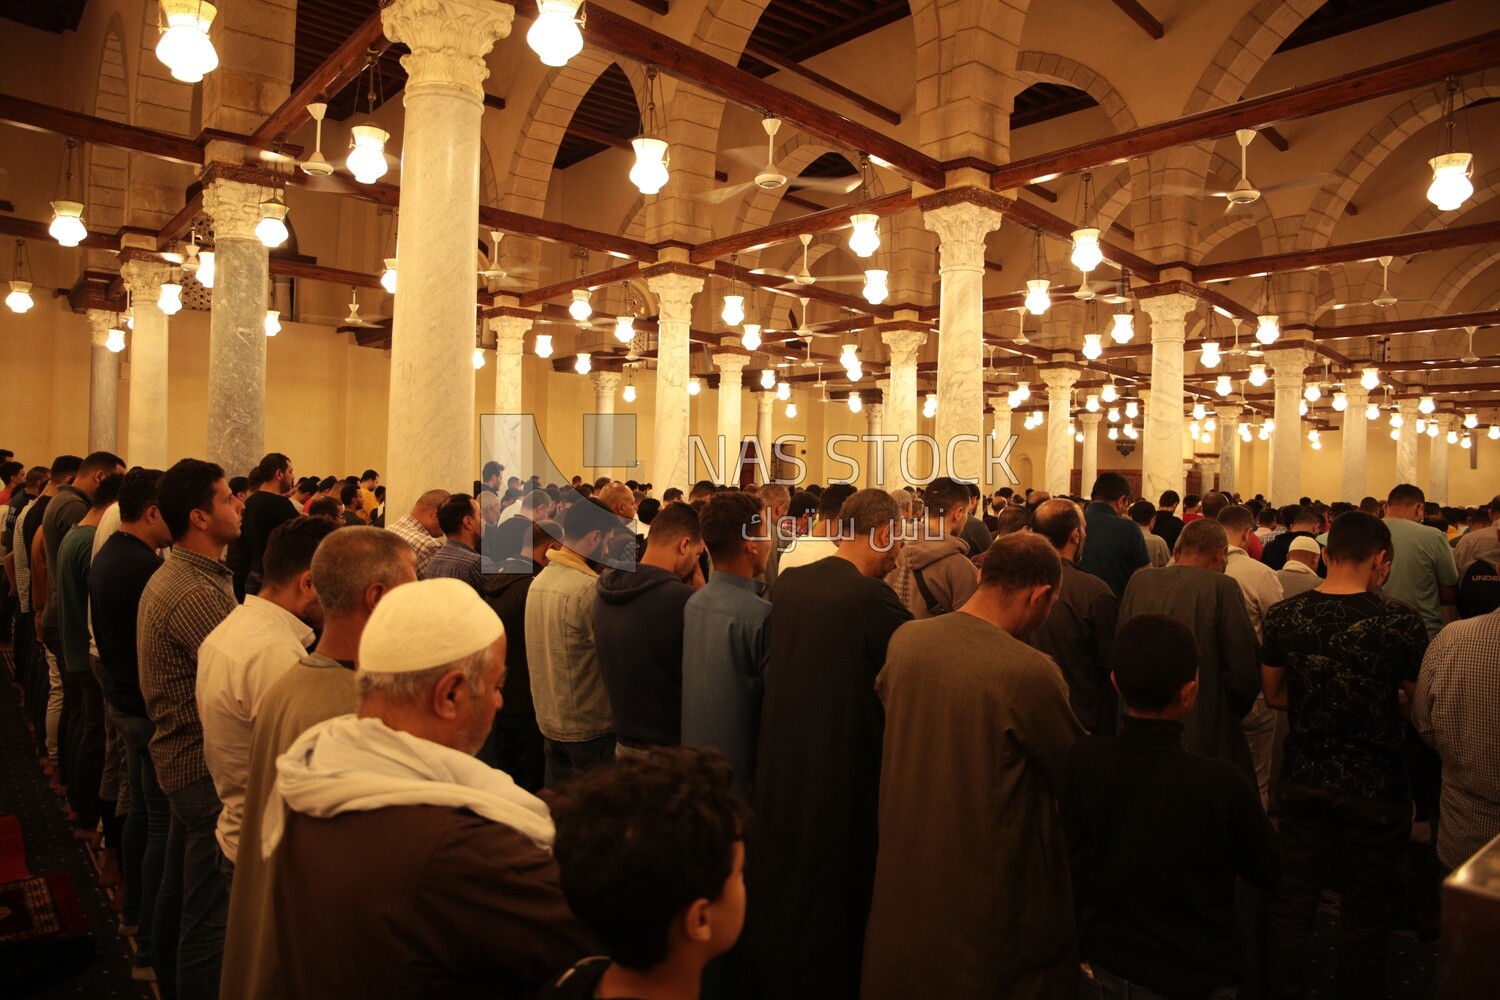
[
  {"xmin": 877, "ymin": 378, "xmax": 892, "ymax": 396},
  {"xmin": 1341, "ymin": 384, "xmax": 1370, "ymax": 407},
  {"xmin": 1215, "ymin": 403, "xmax": 1243, "ymax": 422},
  {"xmin": 866, "ymin": 402, "xmax": 884, "ymax": 420},
  {"xmin": 202, "ymin": 177, "xmax": 265, "ymax": 242},
  {"xmin": 988, "ymin": 394, "xmax": 1011, "ymax": 413},
  {"xmin": 1079, "ymin": 411, "xmax": 1103, "ymax": 428},
  {"xmin": 382, "ymin": 0, "xmax": 514, "ymax": 99},
  {"xmin": 488, "ymin": 312, "xmax": 532, "ymax": 354},
  {"xmin": 757, "ymin": 391, "xmax": 774, "ymax": 413},
  {"xmin": 87, "ymin": 308, "xmax": 114, "ymax": 347},
  {"xmin": 120, "ymin": 259, "xmax": 170, "ymax": 300},
  {"xmin": 922, "ymin": 200, "xmax": 1004, "ymax": 271},
  {"xmin": 1265, "ymin": 346, "xmax": 1313, "ymax": 380},
  {"xmin": 714, "ymin": 353, "xmax": 751, "ymax": 379},
  {"xmin": 1397, "ymin": 397, "xmax": 1421, "ymax": 416},
  {"xmin": 1138, "ymin": 292, "xmax": 1197, "ymax": 334},
  {"xmin": 590, "ymin": 371, "xmax": 622, "ymax": 396},
  {"xmin": 1039, "ymin": 367, "xmax": 1080, "ymax": 396},
  {"xmin": 880, "ymin": 328, "xmax": 927, "ymax": 368},
  {"xmin": 646, "ymin": 270, "xmax": 704, "ymax": 315}
]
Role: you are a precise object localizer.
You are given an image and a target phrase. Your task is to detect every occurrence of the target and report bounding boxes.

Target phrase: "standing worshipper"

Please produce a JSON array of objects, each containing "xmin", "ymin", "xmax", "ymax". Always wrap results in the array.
[
  {"xmin": 1381, "ymin": 483, "xmax": 1459, "ymax": 639},
  {"xmin": 387, "ymin": 487, "xmax": 450, "ymax": 576},
  {"xmin": 1027, "ymin": 499, "xmax": 1119, "ymax": 735},
  {"xmin": 776, "ymin": 482, "xmax": 856, "ymax": 572},
  {"xmin": 1153, "ymin": 491, "xmax": 1184, "ymax": 553},
  {"xmin": 423, "ymin": 493, "xmax": 490, "ymax": 592},
  {"xmin": 883, "ymin": 477, "xmax": 979, "ymax": 619},
  {"xmin": 1276, "ymin": 536, "xmax": 1324, "ymax": 599},
  {"xmin": 1078, "ymin": 473, "xmax": 1150, "ymax": 598},
  {"xmin": 1218, "ymin": 503, "xmax": 1284, "ymax": 806},
  {"xmin": 1130, "ymin": 500, "xmax": 1171, "ymax": 568},
  {"xmin": 1117, "ymin": 519, "xmax": 1261, "ymax": 779},
  {"xmin": 746, "ymin": 489, "xmax": 911, "ymax": 1000},
  {"xmin": 1260, "ymin": 506, "xmax": 1320, "ymax": 572},
  {"xmin": 863, "ymin": 532, "xmax": 1082, "ymax": 1000},
  {"xmin": 240, "ymin": 454, "xmax": 298, "ymax": 597},
  {"xmin": 682, "ymin": 492, "xmax": 773, "ymax": 788},
  {"xmin": 958, "ymin": 482, "xmax": 993, "ymax": 561}
]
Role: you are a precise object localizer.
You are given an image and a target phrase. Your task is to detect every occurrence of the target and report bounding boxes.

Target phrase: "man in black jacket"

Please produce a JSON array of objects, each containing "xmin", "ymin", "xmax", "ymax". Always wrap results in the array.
[
  {"xmin": 1260, "ymin": 505, "xmax": 1322, "ymax": 572},
  {"xmin": 1065, "ymin": 614, "xmax": 1280, "ymax": 1000},
  {"xmin": 1152, "ymin": 490, "xmax": 1184, "ymax": 553}
]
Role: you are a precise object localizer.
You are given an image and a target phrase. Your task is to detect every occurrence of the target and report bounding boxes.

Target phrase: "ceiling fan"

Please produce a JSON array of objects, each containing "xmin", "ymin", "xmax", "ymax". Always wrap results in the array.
[
  {"xmin": 704, "ymin": 119, "xmax": 865, "ymax": 205},
  {"xmin": 1163, "ymin": 128, "xmax": 1326, "ymax": 212},
  {"xmin": 1461, "ymin": 326, "xmax": 1480, "ymax": 364},
  {"xmin": 477, "ymin": 231, "xmax": 541, "ymax": 286},
  {"xmin": 1327, "ymin": 255, "xmax": 1433, "ymax": 312}
]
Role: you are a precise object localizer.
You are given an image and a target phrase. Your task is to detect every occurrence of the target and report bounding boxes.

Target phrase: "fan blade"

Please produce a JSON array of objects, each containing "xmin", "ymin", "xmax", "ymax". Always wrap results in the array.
[
  {"xmin": 788, "ymin": 175, "xmax": 863, "ymax": 195},
  {"xmin": 720, "ymin": 144, "xmax": 770, "ymax": 169},
  {"xmin": 693, "ymin": 181, "xmax": 756, "ymax": 205}
]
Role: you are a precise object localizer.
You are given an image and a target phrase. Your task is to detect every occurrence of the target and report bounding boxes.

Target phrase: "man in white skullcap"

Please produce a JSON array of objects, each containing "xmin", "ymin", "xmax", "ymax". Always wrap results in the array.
[{"xmin": 263, "ymin": 578, "xmax": 594, "ymax": 999}]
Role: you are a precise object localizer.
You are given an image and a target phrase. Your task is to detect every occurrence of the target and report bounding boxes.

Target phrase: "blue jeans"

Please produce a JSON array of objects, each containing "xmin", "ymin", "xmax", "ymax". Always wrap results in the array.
[
  {"xmin": 113, "ymin": 708, "xmax": 168, "ymax": 967},
  {"xmin": 156, "ymin": 775, "xmax": 229, "ymax": 1000},
  {"xmin": 1081, "ymin": 963, "xmax": 1240, "ymax": 1000},
  {"xmin": 543, "ymin": 734, "xmax": 616, "ymax": 788}
]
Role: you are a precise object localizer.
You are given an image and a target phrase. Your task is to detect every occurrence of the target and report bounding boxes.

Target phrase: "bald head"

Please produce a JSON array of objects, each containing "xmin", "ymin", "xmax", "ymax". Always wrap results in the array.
[
  {"xmin": 410, "ymin": 489, "xmax": 451, "ymax": 536},
  {"xmin": 597, "ymin": 482, "xmax": 637, "ymax": 520},
  {"xmin": 1032, "ymin": 498, "xmax": 1082, "ymax": 556}
]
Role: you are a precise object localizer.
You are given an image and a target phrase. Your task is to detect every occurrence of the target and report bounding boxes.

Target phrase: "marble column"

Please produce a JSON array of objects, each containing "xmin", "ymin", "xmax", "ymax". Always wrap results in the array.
[
  {"xmin": 757, "ymin": 391, "xmax": 775, "ymax": 483},
  {"xmin": 1396, "ymin": 398, "xmax": 1420, "ymax": 486},
  {"xmin": 590, "ymin": 372, "xmax": 620, "ymax": 481},
  {"xmin": 714, "ymin": 353, "xmax": 750, "ymax": 485},
  {"xmin": 86, "ymin": 309, "xmax": 120, "ymax": 455},
  {"xmin": 1429, "ymin": 413, "xmax": 1451, "ymax": 503},
  {"xmin": 486, "ymin": 311, "xmax": 531, "ymax": 478},
  {"xmin": 1341, "ymin": 385, "xmax": 1369, "ymax": 503},
  {"xmin": 1216, "ymin": 404, "xmax": 1242, "ymax": 498},
  {"xmin": 989, "ymin": 393, "xmax": 1013, "ymax": 489},
  {"xmin": 878, "ymin": 378, "xmax": 897, "ymax": 489},
  {"xmin": 120, "ymin": 259, "xmax": 171, "ymax": 470},
  {"xmin": 1040, "ymin": 368, "xmax": 1079, "ymax": 496},
  {"xmin": 881, "ymin": 328, "xmax": 926, "ymax": 488},
  {"xmin": 646, "ymin": 269, "xmax": 704, "ymax": 491},
  {"xmin": 1139, "ymin": 295, "xmax": 1195, "ymax": 503},
  {"xmin": 866, "ymin": 403, "xmax": 884, "ymax": 488},
  {"xmin": 923, "ymin": 202, "xmax": 1003, "ymax": 482},
  {"xmin": 202, "ymin": 176, "xmax": 269, "ymax": 478},
  {"xmin": 1080, "ymin": 412, "xmax": 1102, "ymax": 495},
  {"xmin": 1266, "ymin": 347, "xmax": 1309, "ymax": 503},
  {"xmin": 381, "ymin": 0, "xmax": 513, "ymax": 515}
]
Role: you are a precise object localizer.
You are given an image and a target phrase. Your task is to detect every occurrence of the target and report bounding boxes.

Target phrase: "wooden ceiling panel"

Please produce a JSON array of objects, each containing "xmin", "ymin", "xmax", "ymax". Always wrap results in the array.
[
  {"xmin": 1276, "ymin": 0, "xmax": 1455, "ymax": 53},
  {"xmin": 295, "ymin": 0, "xmax": 406, "ymax": 121},
  {"xmin": 2, "ymin": 0, "xmax": 89, "ymax": 34},
  {"xmin": 556, "ymin": 63, "xmax": 642, "ymax": 170}
]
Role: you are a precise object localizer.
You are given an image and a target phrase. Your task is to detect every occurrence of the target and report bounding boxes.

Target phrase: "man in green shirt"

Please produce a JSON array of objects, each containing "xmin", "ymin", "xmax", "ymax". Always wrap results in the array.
[{"xmin": 1381, "ymin": 483, "xmax": 1459, "ymax": 639}]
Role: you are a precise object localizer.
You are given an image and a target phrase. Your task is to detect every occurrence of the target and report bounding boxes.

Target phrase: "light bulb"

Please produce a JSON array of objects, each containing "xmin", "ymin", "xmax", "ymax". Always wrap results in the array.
[
  {"xmin": 1416, "ymin": 418, "xmax": 1427, "ymax": 434},
  {"xmin": 1447, "ymin": 429, "xmax": 1459, "ymax": 444},
  {"xmin": 1024, "ymin": 279, "xmax": 1051, "ymax": 315},
  {"xmin": 687, "ymin": 377, "xmax": 701, "ymax": 396},
  {"xmin": 264, "ymin": 310, "xmax": 281, "ymax": 337},
  {"xmin": 49, "ymin": 201, "xmax": 87, "ymax": 247},
  {"xmin": 1205, "ymin": 417, "xmax": 1217, "ymax": 432},
  {"xmin": 1255, "ymin": 314, "xmax": 1279, "ymax": 345},
  {"xmin": 839, "ymin": 343, "xmax": 858, "ymax": 368},
  {"xmin": 380, "ymin": 259, "xmax": 398, "ymax": 294},
  {"xmin": 786, "ymin": 401, "xmax": 797, "ymax": 418},
  {"xmin": 848, "ymin": 213, "xmax": 880, "ymax": 258},
  {"xmin": 1200, "ymin": 341, "xmax": 1221, "ymax": 368},
  {"xmin": 535, "ymin": 334, "xmax": 553, "ymax": 358},
  {"xmin": 721, "ymin": 294, "xmax": 745, "ymax": 326},
  {"xmin": 1075, "ymin": 431, "xmax": 1085, "ymax": 443},
  {"xmin": 255, "ymin": 202, "xmax": 289, "ymax": 248},
  {"xmin": 629, "ymin": 137, "xmax": 670, "ymax": 195},
  {"xmin": 1107, "ymin": 407, "xmax": 1120, "ymax": 423},
  {"xmin": 614, "ymin": 315, "xmax": 635, "ymax": 343},
  {"xmin": 1109, "ymin": 312, "xmax": 1134, "ymax": 344},
  {"xmin": 848, "ymin": 392, "xmax": 862, "ymax": 414},
  {"xmin": 1462, "ymin": 434, "xmax": 1473, "ymax": 450},
  {"xmin": 1108, "ymin": 427, "xmax": 1119, "ymax": 441},
  {"xmin": 1125, "ymin": 423, "xmax": 1138, "ymax": 439},
  {"xmin": 1189, "ymin": 421, "xmax": 1201, "ymax": 438},
  {"xmin": 574, "ymin": 352, "xmax": 592, "ymax": 375},
  {"xmin": 862, "ymin": 269, "xmax": 889, "ymax": 305},
  {"xmin": 1240, "ymin": 424, "xmax": 1252, "ymax": 442},
  {"xmin": 1082, "ymin": 333, "xmax": 1103, "ymax": 360},
  {"xmin": 741, "ymin": 324, "xmax": 761, "ymax": 351},
  {"xmin": 1304, "ymin": 383, "xmax": 1321, "ymax": 403},
  {"xmin": 1125, "ymin": 400, "xmax": 1139, "ymax": 419},
  {"xmin": 473, "ymin": 348, "xmax": 486, "ymax": 370},
  {"xmin": 1464, "ymin": 411, "xmax": 1479, "ymax": 429},
  {"xmin": 1216, "ymin": 374, "xmax": 1232, "ymax": 396},
  {"xmin": 569, "ymin": 288, "xmax": 592, "ymax": 322},
  {"xmin": 526, "ymin": 0, "xmax": 584, "ymax": 67},
  {"xmin": 1015, "ymin": 380, "xmax": 1031, "ymax": 402},
  {"xmin": 1490, "ymin": 424, "xmax": 1500, "ymax": 441},
  {"xmin": 1427, "ymin": 152, "xmax": 1474, "ymax": 211},
  {"xmin": 157, "ymin": 281, "xmax": 183, "ymax": 315},
  {"xmin": 1311, "ymin": 439, "xmax": 1322, "ymax": 450},
  {"xmin": 1361, "ymin": 367, "xmax": 1380, "ymax": 390},
  {"xmin": 155, "ymin": 0, "xmax": 219, "ymax": 83},
  {"xmin": 5, "ymin": 280, "xmax": 34, "ymax": 313},
  {"xmin": 1192, "ymin": 402, "xmax": 1206, "ymax": 421},
  {"xmin": 1332, "ymin": 391, "xmax": 1347, "ymax": 411},
  {"xmin": 923, "ymin": 393, "xmax": 937, "ymax": 419},
  {"xmin": 1299, "ymin": 400, "xmax": 1309, "ymax": 416},
  {"xmin": 760, "ymin": 369, "xmax": 776, "ymax": 390},
  {"xmin": 776, "ymin": 381, "xmax": 790, "ymax": 401},
  {"xmin": 195, "ymin": 250, "xmax": 215, "ymax": 289},
  {"xmin": 1070, "ymin": 227, "xmax": 1103, "ymax": 272},
  {"xmin": 1390, "ymin": 428, "xmax": 1401, "ymax": 441},
  {"xmin": 1428, "ymin": 422, "xmax": 1439, "ymax": 438},
  {"xmin": 623, "ymin": 383, "xmax": 636, "ymax": 403},
  {"xmin": 347, "ymin": 125, "xmax": 390, "ymax": 184},
  {"xmin": 1101, "ymin": 382, "xmax": 1118, "ymax": 403},
  {"xmin": 1366, "ymin": 403, "xmax": 1379, "ymax": 421},
  {"xmin": 1086, "ymin": 394, "xmax": 1100, "ymax": 413},
  {"xmin": 1265, "ymin": 418, "xmax": 1275, "ymax": 432},
  {"xmin": 846, "ymin": 362, "xmax": 863, "ymax": 382},
  {"xmin": 1259, "ymin": 425, "xmax": 1270, "ymax": 441},
  {"xmin": 1248, "ymin": 363, "xmax": 1268, "ymax": 387},
  {"xmin": 1390, "ymin": 412, "xmax": 1403, "ymax": 428},
  {"xmin": 105, "ymin": 326, "xmax": 126, "ymax": 353}
]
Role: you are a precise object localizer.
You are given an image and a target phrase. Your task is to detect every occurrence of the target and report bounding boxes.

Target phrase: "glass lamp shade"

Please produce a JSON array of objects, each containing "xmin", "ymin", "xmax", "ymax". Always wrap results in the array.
[
  {"xmin": 1418, "ymin": 395, "xmax": 1436, "ymax": 414},
  {"xmin": 1462, "ymin": 434, "xmax": 1473, "ymax": 450},
  {"xmin": 1108, "ymin": 427, "xmax": 1119, "ymax": 441},
  {"xmin": 862, "ymin": 269, "xmax": 889, "ymax": 305},
  {"xmin": 347, "ymin": 125, "xmax": 390, "ymax": 184},
  {"xmin": 839, "ymin": 343, "xmax": 858, "ymax": 368},
  {"xmin": 1082, "ymin": 333, "xmax": 1103, "ymax": 359},
  {"xmin": 105, "ymin": 327, "xmax": 126, "ymax": 353},
  {"xmin": 1085, "ymin": 394, "xmax": 1100, "ymax": 413},
  {"xmin": 1390, "ymin": 412, "xmax": 1403, "ymax": 428},
  {"xmin": 623, "ymin": 383, "xmax": 637, "ymax": 403},
  {"xmin": 6, "ymin": 280, "xmax": 34, "ymax": 313},
  {"xmin": 526, "ymin": 0, "xmax": 584, "ymax": 67},
  {"xmin": 1427, "ymin": 423, "xmax": 1439, "ymax": 438},
  {"xmin": 1101, "ymin": 382, "xmax": 1118, "ymax": 403},
  {"xmin": 1265, "ymin": 419, "xmax": 1276, "ymax": 432},
  {"xmin": 1024, "ymin": 279, "xmax": 1051, "ymax": 315},
  {"xmin": 1427, "ymin": 152, "xmax": 1474, "ymax": 211},
  {"xmin": 380, "ymin": 259, "xmax": 398, "ymax": 294},
  {"xmin": 629, "ymin": 138, "xmax": 670, "ymax": 195},
  {"xmin": 848, "ymin": 392, "xmax": 862, "ymax": 414},
  {"xmin": 776, "ymin": 381, "xmax": 790, "ymax": 401},
  {"xmin": 1015, "ymin": 381, "xmax": 1030, "ymax": 402},
  {"xmin": 1311, "ymin": 439, "xmax": 1322, "ymax": 450},
  {"xmin": 157, "ymin": 281, "xmax": 184, "ymax": 315},
  {"xmin": 1416, "ymin": 418, "xmax": 1427, "ymax": 435},
  {"xmin": 760, "ymin": 369, "xmax": 776, "ymax": 390},
  {"xmin": 1075, "ymin": 431, "xmax": 1084, "ymax": 443},
  {"xmin": 614, "ymin": 315, "xmax": 635, "ymax": 343},
  {"xmin": 1365, "ymin": 402, "xmax": 1380, "ymax": 421},
  {"xmin": 195, "ymin": 250, "xmax": 215, "ymax": 289},
  {"xmin": 687, "ymin": 377, "xmax": 702, "ymax": 396},
  {"xmin": 740, "ymin": 324, "xmax": 761, "ymax": 351},
  {"xmin": 1200, "ymin": 341, "xmax": 1221, "ymax": 368},
  {"xmin": 574, "ymin": 352, "xmax": 592, "ymax": 375},
  {"xmin": 1464, "ymin": 411, "xmax": 1479, "ymax": 429},
  {"xmin": 1488, "ymin": 424, "xmax": 1499, "ymax": 440},
  {"xmin": 1390, "ymin": 428, "xmax": 1402, "ymax": 441},
  {"xmin": 848, "ymin": 214, "xmax": 880, "ymax": 258},
  {"xmin": 1255, "ymin": 314, "xmax": 1280, "ymax": 345},
  {"xmin": 1110, "ymin": 312, "xmax": 1134, "ymax": 344},
  {"xmin": 1304, "ymin": 383, "xmax": 1322, "ymax": 403},
  {"xmin": 1360, "ymin": 367, "xmax": 1380, "ymax": 390},
  {"xmin": 846, "ymin": 362, "xmax": 863, "ymax": 382},
  {"xmin": 49, "ymin": 201, "xmax": 87, "ymax": 247},
  {"xmin": 1125, "ymin": 400, "xmax": 1139, "ymax": 419},
  {"xmin": 255, "ymin": 203, "xmax": 289, "ymax": 248},
  {"xmin": 534, "ymin": 334, "xmax": 554, "ymax": 359},
  {"xmin": 1070, "ymin": 228, "xmax": 1103, "ymax": 272},
  {"xmin": 1240, "ymin": 424, "xmax": 1253, "ymax": 442},
  {"xmin": 1299, "ymin": 400, "xmax": 1309, "ymax": 416},
  {"xmin": 1192, "ymin": 402, "xmax": 1207, "ymax": 421},
  {"xmin": 1259, "ymin": 425, "xmax": 1271, "ymax": 441},
  {"xmin": 1125, "ymin": 424, "xmax": 1138, "ymax": 440},
  {"xmin": 264, "ymin": 310, "xmax": 281, "ymax": 337},
  {"xmin": 721, "ymin": 294, "xmax": 745, "ymax": 327},
  {"xmin": 1107, "ymin": 407, "xmax": 1120, "ymax": 423},
  {"xmin": 1216, "ymin": 374, "xmax": 1232, "ymax": 396},
  {"xmin": 923, "ymin": 393, "xmax": 937, "ymax": 419},
  {"xmin": 786, "ymin": 402, "xmax": 797, "ymax": 418},
  {"xmin": 473, "ymin": 348, "xmax": 486, "ymax": 370},
  {"xmin": 156, "ymin": 0, "xmax": 219, "ymax": 83},
  {"xmin": 1248, "ymin": 363, "xmax": 1268, "ymax": 387},
  {"xmin": 1332, "ymin": 391, "xmax": 1347, "ymax": 411},
  {"xmin": 569, "ymin": 288, "xmax": 592, "ymax": 322},
  {"xmin": 1446, "ymin": 429, "xmax": 1459, "ymax": 444},
  {"xmin": 1189, "ymin": 421, "xmax": 1201, "ymax": 438}
]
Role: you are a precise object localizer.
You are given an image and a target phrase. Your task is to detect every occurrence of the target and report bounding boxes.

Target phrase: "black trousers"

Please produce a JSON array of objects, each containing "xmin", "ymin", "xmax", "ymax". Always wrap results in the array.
[
  {"xmin": 483, "ymin": 715, "xmax": 546, "ymax": 793},
  {"xmin": 66, "ymin": 670, "xmax": 106, "ymax": 828},
  {"xmin": 1269, "ymin": 782, "xmax": 1409, "ymax": 999}
]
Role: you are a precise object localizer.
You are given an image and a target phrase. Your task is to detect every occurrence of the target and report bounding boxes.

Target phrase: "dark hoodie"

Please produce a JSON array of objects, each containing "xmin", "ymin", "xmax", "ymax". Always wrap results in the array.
[
  {"xmin": 484, "ymin": 557, "xmax": 541, "ymax": 719},
  {"xmin": 593, "ymin": 564, "xmax": 694, "ymax": 747},
  {"xmin": 884, "ymin": 534, "xmax": 980, "ymax": 620}
]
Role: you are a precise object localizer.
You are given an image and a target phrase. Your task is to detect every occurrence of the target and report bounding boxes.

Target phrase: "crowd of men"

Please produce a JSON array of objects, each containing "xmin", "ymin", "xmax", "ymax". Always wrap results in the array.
[{"xmin": 1, "ymin": 443, "xmax": 1497, "ymax": 1000}]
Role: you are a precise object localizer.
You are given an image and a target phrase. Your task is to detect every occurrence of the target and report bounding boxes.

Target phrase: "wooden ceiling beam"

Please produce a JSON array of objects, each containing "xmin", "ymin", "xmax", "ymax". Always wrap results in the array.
[
  {"xmin": 989, "ymin": 29, "xmax": 1500, "ymax": 192},
  {"xmin": 1107, "ymin": 0, "xmax": 1165, "ymax": 40},
  {"xmin": 1314, "ymin": 309, "xmax": 1500, "ymax": 341},
  {"xmin": 690, "ymin": 189, "xmax": 917, "ymax": 263},
  {"xmin": 1000, "ymin": 195, "xmax": 1160, "ymax": 280},
  {"xmin": 0, "ymin": 214, "xmax": 118, "ymax": 251},
  {"xmin": 714, "ymin": 258, "xmax": 897, "ymax": 318},
  {"xmin": 520, "ymin": 262, "xmax": 641, "ymax": 308},
  {"xmin": 272, "ymin": 258, "xmax": 386, "ymax": 291},
  {"xmin": 1195, "ymin": 219, "xmax": 1500, "ymax": 283},
  {"xmin": 0, "ymin": 91, "xmax": 203, "ymax": 165},
  {"xmin": 251, "ymin": 11, "xmax": 387, "ymax": 147},
  {"xmin": 155, "ymin": 189, "xmax": 206, "ymax": 251}
]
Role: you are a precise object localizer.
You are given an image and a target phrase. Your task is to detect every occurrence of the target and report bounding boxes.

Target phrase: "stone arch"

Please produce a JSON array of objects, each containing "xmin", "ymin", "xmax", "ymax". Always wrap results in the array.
[
  {"xmin": 127, "ymin": 2, "xmax": 195, "ymax": 229},
  {"xmin": 1295, "ymin": 73, "xmax": 1500, "ymax": 250},
  {"xmin": 480, "ymin": 138, "xmax": 499, "ymax": 208},
  {"xmin": 1014, "ymin": 51, "xmax": 1137, "ymax": 133},
  {"xmin": 87, "ymin": 15, "xmax": 130, "ymax": 270},
  {"xmin": 1431, "ymin": 244, "xmax": 1500, "ymax": 315},
  {"xmin": 1183, "ymin": 0, "xmax": 1327, "ymax": 117},
  {"xmin": 910, "ymin": 0, "xmax": 1027, "ymax": 162}
]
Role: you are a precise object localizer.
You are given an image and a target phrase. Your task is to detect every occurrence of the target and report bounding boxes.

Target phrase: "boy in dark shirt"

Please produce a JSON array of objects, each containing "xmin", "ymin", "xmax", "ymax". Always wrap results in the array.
[
  {"xmin": 1066, "ymin": 614, "xmax": 1279, "ymax": 1000},
  {"xmin": 541, "ymin": 747, "xmax": 748, "ymax": 1000}
]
